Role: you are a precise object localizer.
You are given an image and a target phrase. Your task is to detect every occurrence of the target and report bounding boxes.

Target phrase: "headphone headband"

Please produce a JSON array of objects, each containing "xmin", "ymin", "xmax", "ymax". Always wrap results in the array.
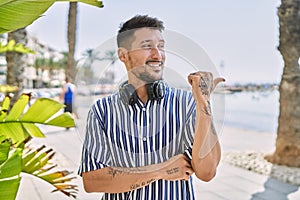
[{"xmin": 119, "ymin": 80, "xmax": 166, "ymax": 105}]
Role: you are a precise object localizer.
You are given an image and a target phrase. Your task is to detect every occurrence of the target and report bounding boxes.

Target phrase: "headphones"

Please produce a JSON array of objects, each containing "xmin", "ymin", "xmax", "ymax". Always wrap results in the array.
[{"xmin": 119, "ymin": 80, "xmax": 166, "ymax": 105}]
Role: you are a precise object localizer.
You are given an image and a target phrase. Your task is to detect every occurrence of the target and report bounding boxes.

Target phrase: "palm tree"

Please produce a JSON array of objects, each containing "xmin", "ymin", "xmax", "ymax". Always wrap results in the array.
[
  {"xmin": 5, "ymin": 28, "xmax": 27, "ymax": 104},
  {"xmin": 66, "ymin": 2, "xmax": 77, "ymax": 81},
  {"xmin": 81, "ymin": 48, "xmax": 99, "ymax": 67},
  {"xmin": 99, "ymin": 50, "xmax": 118, "ymax": 83},
  {"xmin": 100, "ymin": 50, "xmax": 118, "ymax": 65},
  {"xmin": 0, "ymin": 94, "xmax": 77, "ymax": 199},
  {"xmin": 76, "ymin": 48, "xmax": 102, "ymax": 85},
  {"xmin": 265, "ymin": 0, "xmax": 300, "ymax": 167}
]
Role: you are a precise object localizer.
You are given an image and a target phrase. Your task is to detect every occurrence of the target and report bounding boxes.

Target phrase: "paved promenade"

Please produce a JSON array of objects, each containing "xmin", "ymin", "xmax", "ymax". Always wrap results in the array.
[{"xmin": 16, "ymin": 106, "xmax": 300, "ymax": 200}]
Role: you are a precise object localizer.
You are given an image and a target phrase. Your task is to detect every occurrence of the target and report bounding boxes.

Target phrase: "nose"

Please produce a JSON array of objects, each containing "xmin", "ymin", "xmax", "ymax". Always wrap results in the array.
[{"xmin": 151, "ymin": 47, "xmax": 164, "ymax": 60}]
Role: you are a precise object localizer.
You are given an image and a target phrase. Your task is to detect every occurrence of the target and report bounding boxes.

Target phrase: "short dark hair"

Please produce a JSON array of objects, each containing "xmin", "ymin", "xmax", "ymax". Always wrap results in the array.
[{"xmin": 117, "ymin": 15, "xmax": 165, "ymax": 49}]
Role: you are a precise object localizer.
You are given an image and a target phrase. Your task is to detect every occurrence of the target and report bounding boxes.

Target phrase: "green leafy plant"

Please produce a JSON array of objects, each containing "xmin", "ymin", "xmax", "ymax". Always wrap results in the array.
[
  {"xmin": 0, "ymin": 40, "xmax": 35, "ymax": 54},
  {"xmin": 0, "ymin": 94, "xmax": 77, "ymax": 199},
  {"xmin": 0, "ymin": 0, "xmax": 104, "ymax": 34},
  {"xmin": 0, "ymin": 1, "xmax": 104, "ymax": 199}
]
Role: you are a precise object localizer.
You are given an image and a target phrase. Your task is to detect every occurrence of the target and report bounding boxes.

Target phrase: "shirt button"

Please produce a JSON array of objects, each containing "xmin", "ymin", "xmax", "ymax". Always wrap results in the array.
[
  {"xmin": 142, "ymin": 107, "xmax": 146, "ymax": 111},
  {"xmin": 142, "ymin": 137, "xmax": 147, "ymax": 141}
]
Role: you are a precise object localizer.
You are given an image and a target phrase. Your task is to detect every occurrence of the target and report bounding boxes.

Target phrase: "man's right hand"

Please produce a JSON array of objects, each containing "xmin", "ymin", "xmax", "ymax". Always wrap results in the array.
[{"xmin": 160, "ymin": 154, "xmax": 194, "ymax": 181}]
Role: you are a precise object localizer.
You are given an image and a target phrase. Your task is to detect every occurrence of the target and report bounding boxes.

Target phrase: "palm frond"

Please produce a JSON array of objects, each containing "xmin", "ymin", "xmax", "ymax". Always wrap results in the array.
[
  {"xmin": 22, "ymin": 144, "xmax": 78, "ymax": 198},
  {"xmin": 0, "ymin": 0, "xmax": 104, "ymax": 34},
  {"xmin": 0, "ymin": 94, "xmax": 75, "ymax": 145}
]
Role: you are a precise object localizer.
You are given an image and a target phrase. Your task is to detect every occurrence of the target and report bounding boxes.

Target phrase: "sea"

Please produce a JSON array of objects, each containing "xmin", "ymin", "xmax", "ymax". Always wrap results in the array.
[
  {"xmin": 76, "ymin": 86, "xmax": 280, "ymax": 135},
  {"xmin": 222, "ymin": 89, "xmax": 279, "ymax": 133}
]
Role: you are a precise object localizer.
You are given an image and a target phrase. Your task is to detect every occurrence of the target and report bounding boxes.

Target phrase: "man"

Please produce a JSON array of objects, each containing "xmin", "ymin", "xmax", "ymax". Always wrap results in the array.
[
  {"xmin": 60, "ymin": 77, "xmax": 75, "ymax": 112},
  {"xmin": 78, "ymin": 15, "xmax": 225, "ymax": 199},
  {"xmin": 60, "ymin": 77, "xmax": 78, "ymax": 119}
]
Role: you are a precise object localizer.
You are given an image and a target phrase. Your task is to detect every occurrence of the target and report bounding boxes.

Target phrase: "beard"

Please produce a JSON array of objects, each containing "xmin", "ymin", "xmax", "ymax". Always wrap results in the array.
[
  {"xmin": 128, "ymin": 58, "xmax": 164, "ymax": 84},
  {"xmin": 138, "ymin": 70, "xmax": 163, "ymax": 83},
  {"xmin": 131, "ymin": 64, "xmax": 164, "ymax": 83}
]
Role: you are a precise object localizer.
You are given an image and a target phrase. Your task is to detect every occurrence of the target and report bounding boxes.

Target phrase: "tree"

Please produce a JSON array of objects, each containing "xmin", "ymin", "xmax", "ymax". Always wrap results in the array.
[
  {"xmin": 5, "ymin": 28, "xmax": 28, "ymax": 104},
  {"xmin": 66, "ymin": 2, "xmax": 78, "ymax": 81},
  {"xmin": 0, "ymin": 1, "xmax": 103, "ymax": 199},
  {"xmin": 100, "ymin": 50, "xmax": 118, "ymax": 66},
  {"xmin": 265, "ymin": 0, "xmax": 300, "ymax": 167},
  {"xmin": 98, "ymin": 50, "xmax": 118, "ymax": 83},
  {"xmin": 77, "ymin": 48, "xmax": 99, "ymax": 84},
  {"xmin": 1, "ymin": 0, "xmax": 104, "ymax": 99},
  {"xmin": 0, "ymin": 1, "xmax": 103, "ymax": 35},
  {"xmin": 81, "ymin": 48, "xmax": 98, "ymax": 66}
]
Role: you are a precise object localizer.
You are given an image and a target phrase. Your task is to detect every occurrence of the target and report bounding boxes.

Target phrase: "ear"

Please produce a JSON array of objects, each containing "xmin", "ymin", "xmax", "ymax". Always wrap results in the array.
[{"xmin": 118, "ymin": 47, "xmax": 128, "ymax": 63}]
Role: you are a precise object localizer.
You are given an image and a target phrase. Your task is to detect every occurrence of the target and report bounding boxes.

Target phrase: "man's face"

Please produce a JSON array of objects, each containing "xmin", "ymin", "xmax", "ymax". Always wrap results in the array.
[{"xmin": 126, "ymin": 28, "xmax": 166, "ymax": 83}]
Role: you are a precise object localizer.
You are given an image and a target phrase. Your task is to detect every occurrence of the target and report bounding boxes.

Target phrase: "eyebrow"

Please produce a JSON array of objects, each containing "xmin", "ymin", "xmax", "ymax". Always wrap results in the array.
[{"xmin": 140, "ymin": 39, "xmax": 165, "ymax": 45}]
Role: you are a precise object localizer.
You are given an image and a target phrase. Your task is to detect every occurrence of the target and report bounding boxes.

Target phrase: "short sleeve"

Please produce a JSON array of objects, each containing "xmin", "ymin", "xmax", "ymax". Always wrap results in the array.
[
  {"xmin": 78, "ymin": 107, "xmax": 111, "ymax": 176},
  {"xmin": 182, "ymin": 94, "xmax": 196, "ymax": 160}
]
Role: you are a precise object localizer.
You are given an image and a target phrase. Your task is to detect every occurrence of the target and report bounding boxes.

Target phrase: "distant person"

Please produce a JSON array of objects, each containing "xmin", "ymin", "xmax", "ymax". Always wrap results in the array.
[
  {"xmin": 60, "ymin": 77, "xmax": 77, "ymax": 118},
  {"xmin": 78, "ymin": 15, "xmax": 225, "ymax": 199}
]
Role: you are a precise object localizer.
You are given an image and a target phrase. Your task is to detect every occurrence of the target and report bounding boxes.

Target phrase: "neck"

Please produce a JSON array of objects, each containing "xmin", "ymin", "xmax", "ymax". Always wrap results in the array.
[{"xmin": 136, "ymin": 86, "xmax": 148, "ymax": 103}]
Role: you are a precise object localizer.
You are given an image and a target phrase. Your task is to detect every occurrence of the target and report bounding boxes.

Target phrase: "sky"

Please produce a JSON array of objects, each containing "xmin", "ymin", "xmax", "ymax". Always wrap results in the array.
[{"xmin": 27, "ymin": 0, "xmax": 283, "ymax": 84}]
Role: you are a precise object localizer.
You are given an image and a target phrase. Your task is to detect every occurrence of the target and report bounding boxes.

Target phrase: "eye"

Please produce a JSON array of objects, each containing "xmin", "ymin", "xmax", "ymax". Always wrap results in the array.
[
  {"xmin": 158, "ymin": 44, "xmax": 165, "ymax": 51},
  {"xmin": 141, "ymin": 44, "xmax": 152, "ymax": 49}
]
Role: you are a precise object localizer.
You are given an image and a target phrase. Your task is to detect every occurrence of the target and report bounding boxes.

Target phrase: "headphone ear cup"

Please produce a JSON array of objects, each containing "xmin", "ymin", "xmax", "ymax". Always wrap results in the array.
[
  {"xmin": 147, "ymin": 83, "xmax": 155, "ymax": 100},
  {"xmin": 119, "ymin": 86, "xmax": 128, "ymax": 104},
  {"xmin": 126, "ymin": 85, "xmax": 138, "ymax": 105},
  {"xmin": 154, "ymin": 81, "xmax": 165, "ymax": 99},
  {"xmin": 147, "ymin": 81, "xmax": 166, "ymax": 100},
  {"xmin": 119, "ymin": 83, "xmax": 138, "ymax": 105}
]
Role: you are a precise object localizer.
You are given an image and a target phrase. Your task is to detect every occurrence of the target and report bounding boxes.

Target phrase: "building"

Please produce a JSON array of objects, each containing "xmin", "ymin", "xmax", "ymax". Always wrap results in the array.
[{"xmin": 0, "ymin": 33, "xmax": 66, "ymax": 89}]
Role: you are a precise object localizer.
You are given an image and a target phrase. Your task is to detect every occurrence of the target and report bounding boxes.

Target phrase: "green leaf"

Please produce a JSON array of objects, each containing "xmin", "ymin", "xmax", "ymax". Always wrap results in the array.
[
  {"xmin": 6, "ymin": 94, "xmax": 30, "ymax": 121},
  {"xmin": 0, "ymin": 176, "xmax": 21, "ymax": 200},
  {"xmin": 0, "ymin": 85, "xmax": 18, "ymax": 93},
  {"xmin": 0, "ymin": 135, "xmax": 8, "ymax": 142},
  {"xmin": 0, "ymin": 40, "xmax": 35, "ymax": 54},
  {"xmin": 0, "ymin": 141, "xmax": 22, "ymax": 200},
  {"xmin": 76, "ymin": 0, "xmax": 104, "ymax": 7},
  {"xmin": 0, "ymin": 148, "xmax": 22, "ymax": 179},
  {"xmin": 0, "ymin": 0, "xmax": 55, "ymax": 34},
  {"xmin": 21, "ymin": 98, "xmax": 64, "ymax": 123},
  {"xmin": 22, "ymin": 123, "xmax": 45, "ymax": 138},
  {"xmin": 0, "ymin": 96, "xmax": 10, "ymax": 121},
  {"xmin": 46, "ymin": 112, "xmax": 75, "ymax": 127},
  {"xmin": 21, "ymin": 145, "xmax": 78, "ymax": 198},
  {"xmin": 0, "ymin": 139, "xmax": 10, "ymax": 165},
  {"xmin": 0, "ymin": 123, "xmax": 29, "ymax": 145},
  {"xmin": 0, "ymin": 94, "xmax": 75, "ymax": 144},
  {"xmin": 22, "ymin": 145, "xmax": 55, "ymax": 174},
  {"xmin": 0, "ymin": 0, "xmax": 104, "ymax": 34},
  {"xmin": 38, "ymin": 170, "xmax": 71, "ymax": 183},
  {"xmin": 22, "ymin": 147, "xmax": 41, "ymax": 168}
]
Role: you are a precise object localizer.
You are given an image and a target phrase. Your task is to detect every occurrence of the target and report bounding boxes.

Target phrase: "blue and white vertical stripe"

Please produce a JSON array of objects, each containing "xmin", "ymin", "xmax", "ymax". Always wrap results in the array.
[{"xmin": 79, "ymin": 86, "xmax": 196, "ymax": 200}]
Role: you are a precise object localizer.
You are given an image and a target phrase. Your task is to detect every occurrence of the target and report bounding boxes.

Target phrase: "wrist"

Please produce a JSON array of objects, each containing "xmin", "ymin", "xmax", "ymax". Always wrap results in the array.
[{"xmin": 196, "ymin": 100, "xmax": 212, "ymax": 117}]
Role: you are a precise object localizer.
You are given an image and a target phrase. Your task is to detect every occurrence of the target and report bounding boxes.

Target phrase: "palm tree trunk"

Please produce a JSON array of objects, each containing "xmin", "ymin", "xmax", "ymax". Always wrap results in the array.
[
  {"xmin": 5, "ymin": 28, "xmax": 27, "ymax": 104},
  {"xmin": 266, "ymin": 0, "xmax": 300, "ymax": 167},
  {"xmin": 67, "ymin": 2, "xmax": 77, "ymax": 81}
]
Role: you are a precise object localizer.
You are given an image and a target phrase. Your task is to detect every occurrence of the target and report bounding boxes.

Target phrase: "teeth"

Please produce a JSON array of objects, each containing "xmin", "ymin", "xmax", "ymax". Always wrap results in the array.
[
  {"xmin": 146, "ymin": 61, "xmax": 162, "ymax": 67},
  {"xmin": 149, "ymin": 63, "xmax": 160, "ymax": 67}
]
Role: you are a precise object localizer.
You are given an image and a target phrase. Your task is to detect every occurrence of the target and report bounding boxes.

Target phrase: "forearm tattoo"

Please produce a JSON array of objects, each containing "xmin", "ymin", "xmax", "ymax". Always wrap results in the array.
[
  {"xmin": 166, "ymin": 167, "xmax": 179, "ymax": 175},
  {"xmin": 130, "ymin": 178, "xmax": 156, "ymax": 190},
  {"xmin": 201, "ymin": 100, "xmax": 218, "ymax": 136},
  {"xmin": 203, "ymin": 100, "xmax": 212, "ymax": 116},
  {"xmin": 199, "ymin": 76, "xmax": 210, "ymax": 96},
  {"xmin": 108, "ymin": 168, "xmax": 125, "ymax": 178},
  {"xmin": 108, "ymin": 167, "xmax": 146, "ymax": 178},
  {"xmin": 108, "ymin": 167, "xmax": 156, "ymax": 190},
  {"xmin": 211, "ymin": 122, "xmax": 217, "ymax": 136}
]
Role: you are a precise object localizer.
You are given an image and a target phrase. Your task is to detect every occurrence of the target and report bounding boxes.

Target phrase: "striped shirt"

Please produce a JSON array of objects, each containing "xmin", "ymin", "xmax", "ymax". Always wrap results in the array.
[{"xmin": 78, "ymin": 86, "xmax": 196, "ymax": 200}]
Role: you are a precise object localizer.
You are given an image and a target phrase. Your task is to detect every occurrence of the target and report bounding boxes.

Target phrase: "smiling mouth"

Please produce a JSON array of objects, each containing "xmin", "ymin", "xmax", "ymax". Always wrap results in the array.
[{"xmin": 145, "ymin": 60, "xmax": 164, "ymax": 68}]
